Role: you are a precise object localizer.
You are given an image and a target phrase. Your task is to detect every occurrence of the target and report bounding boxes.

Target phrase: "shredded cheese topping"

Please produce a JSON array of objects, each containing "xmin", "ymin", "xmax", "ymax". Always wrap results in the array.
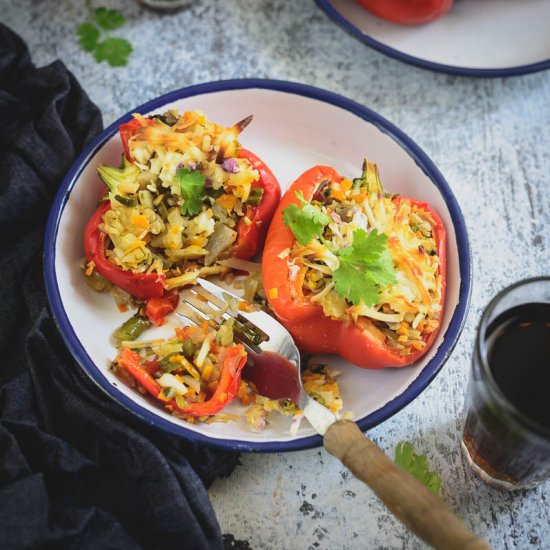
[{"xmin": 98, "ymin": 109, "xmax": 261, "ymax": 288}]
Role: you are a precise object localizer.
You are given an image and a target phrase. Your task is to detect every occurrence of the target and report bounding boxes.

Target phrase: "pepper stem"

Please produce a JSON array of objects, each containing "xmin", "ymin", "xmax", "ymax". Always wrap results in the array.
[
  {"xmin": 353, "ymin": 158, "xmax": 384, "ymax": 194},
  {"xmin": 232, "ymin": 115, "xmax": 254, "ymax": 135}
]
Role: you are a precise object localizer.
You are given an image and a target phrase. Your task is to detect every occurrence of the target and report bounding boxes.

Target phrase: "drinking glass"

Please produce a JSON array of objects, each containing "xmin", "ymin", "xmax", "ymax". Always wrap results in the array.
[{"xmin": 461, "ymin": 277, "xmax": 550, "ymax": 490}]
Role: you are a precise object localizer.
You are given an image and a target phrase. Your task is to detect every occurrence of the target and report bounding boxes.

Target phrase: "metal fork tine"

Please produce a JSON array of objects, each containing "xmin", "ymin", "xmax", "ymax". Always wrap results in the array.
[
  {"xmin": 177, "ymin": 301, "xmax": 221, "ymax": 332},
  {"xmin": 193, "ymin": 285, "xmax": 270, "ymax": 342},
  {"xmin": 176, "ymin": 302, "xmax": 203, "ymax": 326},
  {"xmin": 232, "ymin": 333, "xmax": 262, "ymax": 355},
  {"xmin": 240, "ymin": 317, "xmax": 269, "ymax": 343},
  {"xmin": 178, "ymin": 288, "xmax": 263, "ymax": 353},
  {"xmin": 191, "ymin": 285, "xmax": 226, "ymax": 310},
  {"xmin": 181, "ymin": 291, "xmax": 219, "ymax": 318}
]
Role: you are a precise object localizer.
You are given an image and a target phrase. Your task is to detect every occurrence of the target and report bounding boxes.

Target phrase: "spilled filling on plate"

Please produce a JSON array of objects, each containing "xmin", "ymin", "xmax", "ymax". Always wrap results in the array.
[{"xmin": 113, "ymin": 316, "xmax": 345, "ymax": 430}]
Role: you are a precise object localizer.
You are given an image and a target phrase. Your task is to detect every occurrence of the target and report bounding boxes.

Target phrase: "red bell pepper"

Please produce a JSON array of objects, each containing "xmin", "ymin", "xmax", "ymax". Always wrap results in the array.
[
  {"xmin": 233, "ymin": 148, "xmax": 281, "ymax": 259},
  {"xmin": 262, "ymin": 165, "xmax": 446, "ymax": 369},
  {"xmin": 119, "ymin": 118, "xmax": 144, "ymax": 163},
  {"xmin": 119, "ymin": 347, "xmax": 163, "ymax": 397},
  {"xmin": 356, "ymin": 0, "xmax": 453, "ymax": 25},
  {"xmin": 84, "ymin": 116, "xmax": 280, "ymax": 301},
  {"xmin": 145, "ymin": 291, "xmax": 179, "ymax": 326},
  {"xmin": 117, "ymin": 345, "xmax": 247, "ymax": 417},
  {"xmin": 83, "ymin": 201, "xmax": 166, "ymax": 300}
]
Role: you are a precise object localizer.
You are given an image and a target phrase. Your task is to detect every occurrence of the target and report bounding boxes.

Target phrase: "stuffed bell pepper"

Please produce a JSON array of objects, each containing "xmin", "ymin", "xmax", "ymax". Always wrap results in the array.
[
  {"xmin": 83, "ymin": 109, "xmax": 281, "ymax": 318},
  {"xmin": 262, "ymin": 160, "xmax": 446, "ymax": 369}
]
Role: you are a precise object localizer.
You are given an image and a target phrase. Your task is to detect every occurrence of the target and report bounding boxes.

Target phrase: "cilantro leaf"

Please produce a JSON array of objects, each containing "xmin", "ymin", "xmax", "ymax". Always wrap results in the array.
[
  {"xmin": 93, "ymin": 38, "xmax": 133, "ymax": 67},
  {"xmin": 76, "ymin": 22, "xmax": 100, "ymax": 52},
  {"xmin": 282, "ymin": 191, "xmax": 330, "ymax": 245},
  {"xmin": 333, "ymin": 229, "xmax": 396, "ymax": 307},
  {"xmin": 175, "ymin": 168, "xmax": 206, "ymax": 216},
  {"xmin": 94, "ymin": 7, "xmax": 126, "ymax": 30},
  {"xmin": 333, "ymin": 260, "xmax": 381, "ymax": 307},
  {"xmin": 77, "ymin": 5, "xmax": 133, "ymax": 68},
  {"xmin": 394, "ymin": 441, "xmax": 442, "ymax": 496}
]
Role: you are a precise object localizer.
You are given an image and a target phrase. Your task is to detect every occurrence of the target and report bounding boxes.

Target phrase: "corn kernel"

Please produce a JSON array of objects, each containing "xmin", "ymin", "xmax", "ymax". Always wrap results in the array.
[
  {"xmin": 131, "ymin": 214, "xmax": 149, "ymax": 229},
  {"xmin": 202, "ymin": 363, "xmax": 213, "ymax": 382},
  {"xmin": 411, "ymin": 341, "xmax": 426, "ymax": 351},
  {"xmin": 85, "ymin": 261, "xmax": 95, "ymax": 276}
]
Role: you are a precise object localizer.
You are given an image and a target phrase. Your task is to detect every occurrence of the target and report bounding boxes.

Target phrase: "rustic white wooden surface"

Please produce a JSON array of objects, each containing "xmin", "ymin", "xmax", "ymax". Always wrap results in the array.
[{"xmin": 4, "ymin": 0, "xmax": 549, "ymax": 548}]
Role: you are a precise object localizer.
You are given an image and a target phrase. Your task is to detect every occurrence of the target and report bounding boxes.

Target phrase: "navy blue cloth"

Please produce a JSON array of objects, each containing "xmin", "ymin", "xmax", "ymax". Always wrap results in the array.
[{"xmin": 0, "ymin": 24, "xmax": 238, "ymax": 549}]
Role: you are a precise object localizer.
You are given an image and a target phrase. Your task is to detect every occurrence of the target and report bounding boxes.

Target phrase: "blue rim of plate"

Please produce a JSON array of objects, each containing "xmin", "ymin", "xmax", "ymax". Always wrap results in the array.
[
  {"xmin": 315, "ymin": 0, "xmax": 550, "ymax": 78},
  {"xmin": 44, "ymin": 78, "xmax": 472, "ymax": 453}
]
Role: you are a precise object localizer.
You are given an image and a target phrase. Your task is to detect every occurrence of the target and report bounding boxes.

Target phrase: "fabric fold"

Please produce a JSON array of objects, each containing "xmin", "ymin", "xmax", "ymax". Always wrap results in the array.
[{"xmin": 0, "ymin": 23, "xmax": 237, "ymax": 550}]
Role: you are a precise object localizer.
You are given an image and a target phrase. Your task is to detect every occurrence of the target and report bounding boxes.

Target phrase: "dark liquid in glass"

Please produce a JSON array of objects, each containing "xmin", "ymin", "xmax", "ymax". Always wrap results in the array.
[{"xmin": 463, "ymin": 303, "xmax": 550, "ymax": 487}]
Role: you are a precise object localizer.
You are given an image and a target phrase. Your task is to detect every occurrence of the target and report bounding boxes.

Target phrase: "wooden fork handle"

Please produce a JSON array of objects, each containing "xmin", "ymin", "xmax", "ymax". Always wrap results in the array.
[{"xmin": 324, "ymin": 420, "xmax": 492, "ymax": 550}]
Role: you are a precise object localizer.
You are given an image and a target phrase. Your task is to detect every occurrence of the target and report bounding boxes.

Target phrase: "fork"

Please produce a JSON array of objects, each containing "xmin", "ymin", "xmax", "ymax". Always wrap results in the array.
[{"xmin": 178, "ymin": 278, "xmax": 491, "ymax": 550}]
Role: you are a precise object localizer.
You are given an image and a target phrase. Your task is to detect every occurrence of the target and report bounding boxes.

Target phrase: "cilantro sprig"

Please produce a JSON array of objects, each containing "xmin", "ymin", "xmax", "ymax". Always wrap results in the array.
[
  {"xmin": 394, "ymin": 441, "xmax": 442, "ymax": 496},
  {"xmin": 282, "ymin": 191, "xmax": 330, "ymax": 245},
  {"xmin": 175, "ymin": 168, "xmax": 206, "ymax": 216},
  {"xmin": 77, "ymin": 2, "xmax": 133, "ymax": 67},
  {"xmin": 332, "ymin": 229, "xmax": 396, "ymax": 307},
  {"xmin": 282, "ymin": 191, "xmax": 396, "ymax": 307}
]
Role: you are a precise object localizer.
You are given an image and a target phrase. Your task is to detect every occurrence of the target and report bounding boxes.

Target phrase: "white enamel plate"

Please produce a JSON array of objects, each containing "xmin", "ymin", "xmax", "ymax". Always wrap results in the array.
[
  {"xmin": 45, "ymin": 80, "xmax": 471, "ymax": 452},
  {"xmin": 316, "ymin": 0, "xmax": 550, "ymax": 76}
]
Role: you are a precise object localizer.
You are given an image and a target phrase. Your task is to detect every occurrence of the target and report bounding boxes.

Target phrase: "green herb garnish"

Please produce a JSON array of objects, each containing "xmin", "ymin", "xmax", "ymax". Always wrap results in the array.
[
  {"xmin": 76, "ymin": 22, "xmax": 100, "ymax": 52},
  {"xmin": 332, "ymin": 229, "xmax": 396, "ymax": 307},
  {"xmin": 77, "ymin": 2, "xmax": 133, "ymax": 67},
  {"xmin": 175, "ymin": 168, "xmax": 206, "ymax": 216},
  {"xmin": 394, "ymin": 441, "xmax": 442, "ymax": 496},
  {"xmin": 94, "ymin": 6, "xmax": 126, "ymax": 30},
  {"xmin": 282, "ymin": 191, "xmax": 330, "ymax": 245}
]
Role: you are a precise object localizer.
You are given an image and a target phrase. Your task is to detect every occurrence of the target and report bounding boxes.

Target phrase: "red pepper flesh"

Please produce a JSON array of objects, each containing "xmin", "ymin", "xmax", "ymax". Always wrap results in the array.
[
  {"xmin": 356, "ymin": 0, "xmax": 453, "ymax": 25},
  {"xmin": 119, "ymin": 118, "xmax": 145, "ymax": 162},
  {"xmin": 145, "ymin": 291, "xmax": 180, "ymax": 326},
  {"xmin": 117, "ymin": 345, "xmax": 247, "ymax": 417},
  {"xmin": 119, "ymin": 347, "xmax": 163, "ymax": 397},
  {"xmin": 262, "ymin": 165, "xmax": 447, "ymax": 369},
  {"xmin": 234, "ymin": 148, "xmax": 281, "ymax": 259}
]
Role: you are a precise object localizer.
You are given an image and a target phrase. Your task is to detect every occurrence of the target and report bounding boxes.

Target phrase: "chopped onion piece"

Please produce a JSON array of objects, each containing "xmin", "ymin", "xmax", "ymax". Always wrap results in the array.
[
  {"xmin": 182, "ymin": 374, "xmax": 201, "ymax": 393},
  {"xmin": 157, "ymin": 373, "xmax": 188, "ymax": 396},
  {"xmin": 277, "ymin": 248, "xmax": 290, "ymax": 259},
  {"xmin": 196, "ymin": 332, "xmax": 215, "ymax": 368}
]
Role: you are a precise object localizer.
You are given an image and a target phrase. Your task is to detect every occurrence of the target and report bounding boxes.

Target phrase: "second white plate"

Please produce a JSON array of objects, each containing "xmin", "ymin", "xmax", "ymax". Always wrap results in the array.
[{"xmin": 316, "ymin": 0, "xmax": 550, "ymax": 76}]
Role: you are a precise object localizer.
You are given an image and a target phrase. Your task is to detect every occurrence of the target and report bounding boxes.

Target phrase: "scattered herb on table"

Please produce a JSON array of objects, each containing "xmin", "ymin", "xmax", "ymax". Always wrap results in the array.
[
  {"xmin": 76, "ymin": 1, "xmax": 133, "ymax": 67},
  {"xmin": 394, "ymin": 441, "xmax": 442, "ymax": 496}
]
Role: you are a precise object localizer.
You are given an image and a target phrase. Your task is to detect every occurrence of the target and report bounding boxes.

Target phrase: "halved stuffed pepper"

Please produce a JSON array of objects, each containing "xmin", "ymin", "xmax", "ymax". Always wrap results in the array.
[
  {"xmin": 262, "ymin": 160, "xmax": 446, "ymax": 369},
  {"xmin": 83, "ymin": 110, "xmax": 281, "ymax": 313}
]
